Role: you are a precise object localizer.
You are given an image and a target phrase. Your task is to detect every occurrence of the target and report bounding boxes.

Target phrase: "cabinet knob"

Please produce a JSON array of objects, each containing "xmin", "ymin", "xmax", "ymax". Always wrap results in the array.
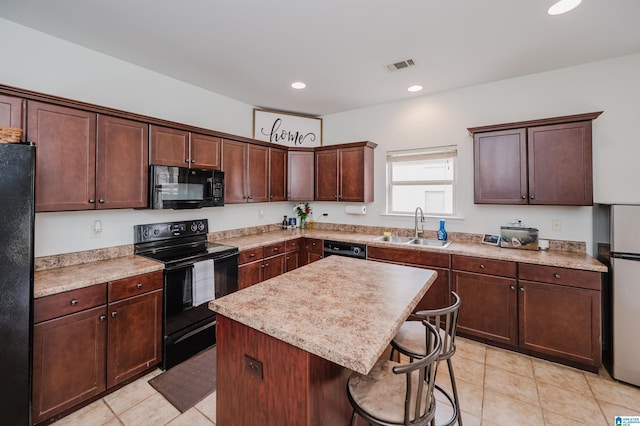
[
  {"xmin": 274, "ymin": 247, "xmax": 279, "ymax": 251},
  {"xmin": 312, "ymin": 242, "xmax": 316, "ymax": 246},
  {"xmin": 519, "ymin": 287, "xmax": 525, "ymax": 292},
  {"xmin": 250, "ymin": 253, "xmax": 256, "ymax": 257},
  {"xmin": 479, "ymin": 264, "xmax": 485, "ymax": 269},
  {"xmin": 264, "ymin": 263, "xmax": 269, "ymax": 267},
  {"xmin": 136, "ymin": 283, "xmax": 143, "ymax": 289},
  {"xmin": 190, "ymin": 159, "xmax": 196, "ymax": 163},
  {"xmin": 185, "ymin": 159, "xmax": 190, "ymax": 163},
  {"xmin": 99, "ymin": 315, "xmax": 106, "ymax": 322},
  {"xmin": 70, "ymin": 299, "xmax": 78, "ymax": 306},
  {"xmin": 286, "ymin": 256, "xmax": 290, "ymax": 260},
  {"xmin": 98, "ymin": 198, "xmax": 105, "ymax": 203},
  {"xmin": 111, "ymin": 311, "xmax": 117, "ymax": 318},
  {"xmin": 522, "ymin": 195, "xmax": 526, "ymax": 199},
  {"xmin": 554, "ymin": 273, "xmax": 561, "ymax": 279},
  {"xmin": 89, "ymin": 199, "xmax": 95, "ymax": 203},
  {"xmin": 510, "ymin": 285, "xmax": 515, "ymax": 290},
  {"xmin": 248, "ymin": 195, "xmax": 252, "ymax": 200},
  {"xmin": 530, "ymin": 195, "xmax": 535, "ymax": 199}
]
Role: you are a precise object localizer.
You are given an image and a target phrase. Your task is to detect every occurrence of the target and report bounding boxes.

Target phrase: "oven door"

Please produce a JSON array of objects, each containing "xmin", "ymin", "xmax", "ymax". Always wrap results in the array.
[
  {"xmin": 150, "ymin": 166, "xmax": 223, "ymax": 209},
  {"xmin": 162, "ymin": 251, "xmax": 238, "ymax": 369}
]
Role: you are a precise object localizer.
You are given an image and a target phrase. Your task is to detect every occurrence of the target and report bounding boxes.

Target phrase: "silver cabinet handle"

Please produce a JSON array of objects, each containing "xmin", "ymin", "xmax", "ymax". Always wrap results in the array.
[
  {"xmin": 519, "ymin": 287, "xmax": 525, "ymax": 292},
  {"xmin": 98, "ymin": 198, "xmax": 105, "ymax": 203},
  {"xmin": 250, "ymin": 253, "xmax": 256, "ymax": 257},
  {"xmin": 111, "ymin": 312, "xmax": 117, "ymax": 318},
  {"xmin": 510, "ymin": 285, "xmax": 515, "ymax": 290},
  {"xmin": 274, "ymin": 247, "xmax": 279, "ymax": 251},
  {"xmin": 99, "ymin": 315, "xmax": 106, "ymax": 322},
  {"xmin": 479, "ymin": 264, "xmax": 485, "ymax": 269},
  {"xmin": 89, "ymin": 199, "xmax": 95, "ymax": 203},
  {"xmin": 136, "ymin": 283, "xmax": 143, "ymax": 289},
  {"xmin": 530, "ymin": 195, "xmax": 535, "ymax": 199},
  {"xmin": 185, "ymin": 159, "xmax": 190, "ymax": 163},
  {"xmin": 70, "ymin": 299, "xmax": 78, "ymax": 306},
  {"xmin": 522, "ymin": 195, "xmax": 526, "ymax": 199},
  {"xmin": 554, "ymin": 273, "xmax": 560, "ymax": 279},
  {"xmin": 190, "ymin": 159, "xmax": 196, "ymax": 163}
]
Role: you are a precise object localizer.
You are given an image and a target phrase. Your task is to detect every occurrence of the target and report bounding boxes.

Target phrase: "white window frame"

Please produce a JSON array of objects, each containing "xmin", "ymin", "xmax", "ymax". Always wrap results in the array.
[{"xmin": 386, "ymin": 146, "xmax": 457, "ymax": 216}]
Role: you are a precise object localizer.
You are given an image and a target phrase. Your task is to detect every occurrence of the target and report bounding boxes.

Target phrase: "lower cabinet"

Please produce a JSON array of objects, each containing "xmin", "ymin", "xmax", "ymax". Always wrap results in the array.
[
  {"xmin": 452, "ymin": 255, "xmax": 602, "ymax": 370},
  {"xmin": 32, "ymin": 271, "xmax": 162, "ymax": 423},
  {"xmin": 238, "ymin": 242, "xmax": 287, "ymax": 289},
  {"xmin": 285, "ymin": 238, "xmax": 302, "ymax": 272},
  {"xmin": 303, "ymin": 238, "xmax": 324, "ymax": 265}
]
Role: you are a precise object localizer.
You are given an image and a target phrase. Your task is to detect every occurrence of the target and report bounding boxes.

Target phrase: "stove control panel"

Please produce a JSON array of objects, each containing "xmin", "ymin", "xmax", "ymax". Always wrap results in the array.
[{"xmin": 134, "ymin": 219, "xmax": 209, "ymax": 243}]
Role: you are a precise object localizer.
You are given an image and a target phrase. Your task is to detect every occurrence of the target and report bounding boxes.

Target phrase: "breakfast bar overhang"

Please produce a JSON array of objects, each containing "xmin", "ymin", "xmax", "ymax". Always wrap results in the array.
[{"xmin": 210, "ymin": 256, "xmax": 437, "ymax": 426}]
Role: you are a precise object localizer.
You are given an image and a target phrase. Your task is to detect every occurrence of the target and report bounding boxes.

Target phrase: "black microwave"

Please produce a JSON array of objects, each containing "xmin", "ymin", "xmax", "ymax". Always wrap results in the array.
[{"xmin": 150, "ymin": 166, "xmax": 224, "ymax": 209}]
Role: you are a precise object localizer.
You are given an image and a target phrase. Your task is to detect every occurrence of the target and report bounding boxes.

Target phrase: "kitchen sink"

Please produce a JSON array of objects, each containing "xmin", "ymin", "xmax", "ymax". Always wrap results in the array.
[
  {"xmin": 407, "ymin": 238, "xmax": 451, "ymax": 248},
  {"xmin": 372, "ymin": 236, "xmax": 451, "ymax": 248},
  {"xmin": 372, "ymin": 236, "xmax": 415, "ymax": 243}
]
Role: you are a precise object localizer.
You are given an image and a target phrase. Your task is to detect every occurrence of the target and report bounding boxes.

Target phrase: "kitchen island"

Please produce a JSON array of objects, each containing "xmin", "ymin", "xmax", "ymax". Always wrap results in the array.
[{"xmin": 210, "ymin": 255, "xmax": 437, "ymax": 426}]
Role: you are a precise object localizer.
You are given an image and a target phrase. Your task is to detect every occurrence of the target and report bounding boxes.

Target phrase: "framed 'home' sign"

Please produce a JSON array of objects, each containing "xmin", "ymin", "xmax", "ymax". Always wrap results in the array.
[{"xmin": 253, "ymin": 108, "xmax": 322, "ymax": 147}]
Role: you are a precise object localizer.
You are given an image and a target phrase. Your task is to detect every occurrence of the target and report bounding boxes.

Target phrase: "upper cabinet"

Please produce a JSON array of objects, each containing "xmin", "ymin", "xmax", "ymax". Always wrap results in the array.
[
  {"xmin": 470, "ymin": 112, "xmax": 602, "ymax": 206},
  {"xmin": 0, "ymin": 94, "xmax": 23, "ymax": 129},
  {"xmin": 287, "ymin": 148, "xmax": 314, "ymax": 201},
  {"xmin": 315, "ymin": 141, "xmax": 376, "ymax": 202},
  {"xmin": 150, "ymin": 125, "xmax": 221, "ymax": 170},
  {"xmin": 269, "ymin": 147, "xmax": 287, "ymax": 202},
  {"xmin": 222, "ymin": 139, "xmax": 269, "ymax": 203},
  {"xmin": 28, "ymin": 101, "xmax": 148, "ymax": 212}
]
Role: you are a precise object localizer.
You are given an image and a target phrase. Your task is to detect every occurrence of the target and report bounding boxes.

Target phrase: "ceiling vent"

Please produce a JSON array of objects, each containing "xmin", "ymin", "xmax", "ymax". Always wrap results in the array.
[{"xmin": 385, "ymin": 58, "xmax": 417, "ymax": 72}]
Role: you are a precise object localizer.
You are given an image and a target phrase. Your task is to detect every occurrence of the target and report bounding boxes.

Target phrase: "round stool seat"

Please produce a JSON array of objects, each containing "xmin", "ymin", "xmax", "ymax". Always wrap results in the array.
[{"xmin": 347, "ymin": 360, "xmax": 431, "ymax": 424}]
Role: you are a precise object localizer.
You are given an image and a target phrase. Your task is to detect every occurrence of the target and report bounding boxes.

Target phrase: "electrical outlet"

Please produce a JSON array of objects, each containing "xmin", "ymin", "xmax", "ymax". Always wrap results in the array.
[
  {"xmin": 551, "ymin": 218, "xmax": 562, "ymax": 231},
  {"xmin": 90, "ymin": 220, "xmax": 102, "ymax": 239},
  {"xmin": 244, "ymin": 355, "xmax": 263, "ymax": 379}
]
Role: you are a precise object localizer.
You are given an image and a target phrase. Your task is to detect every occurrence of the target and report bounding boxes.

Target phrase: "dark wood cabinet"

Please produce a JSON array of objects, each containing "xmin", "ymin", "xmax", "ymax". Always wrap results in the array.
[
  {"xmin": 285, "ymin": 238, "xmax": 302, "ymax": 272},
  {"xmin": 517, "ymin": 264, "xmax": 601, "ymax": 368},
  {"xmin": 28, "ymin": 101, "xmax": 97, "ymax": 212},
  {"xmin": 269, "ymin": 147, "xmax": 287, "ymax": 202},
  {"xmin": 367, "ymin": 246, "xmax": 451, "ymax": 311},
  {"xmin": 222, "ymin": 140, "xmax": 269, "ymax": 203},
  {"xmin": 28, "ymin": 102, "xmax": 148, "ymax": 212},
  {"xmin": 32, "ymin": 272, "xmax": 163, "ymax": 423},
  {"xmin": 106, "ymin": 273, "xmax": 163, "ymax": 387},
  {"xmin": 0, "ymin": 94, "xmax": 23, "ymax": 128},
  {"xmin": 453, "ymin": 270, "xmax": 518, "ymax": 345},
  {"xmin": 263, "ymin": 253, "xmax": 286, "ymax": 281},
  {"xmin": 239, "ymin": 259, "xmax": 263, "ymax": 290},
  {"xmin": 452, "ymin": 255, "xmax": 518, "ymax": 345},
  {"xmin": 315, "ymin": 142, "xmax": 376, "ymax": 202},
  {"xmin": 32, "ymin": 285, "xmax": 108, "ymax": 424},
  {"xmin": 303, "ymin": 238, "xmax": 324, "ymax": 265},
  {"xmin": 238, "ymin": 243, "xmax": 287, "ymax": 288},
  {"xmin": 287, "ymin": 149, "xmax": 314, "ymax": 201},
  {"xmin": 150, "ymin": 125, "xmax": 221, "ymax": 170},
  {"xmin": 471, "ymin": 113, "xmax": 601, "ymax": 206},
  {"xmin": 96, "ymin": 115, "xmax": 149, "ymax": 209}
]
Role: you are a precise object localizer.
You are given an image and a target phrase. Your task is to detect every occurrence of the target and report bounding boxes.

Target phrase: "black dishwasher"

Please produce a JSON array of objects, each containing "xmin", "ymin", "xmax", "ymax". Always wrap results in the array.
[{"xmin": 323, "ymin": 240, "xmax": 367, "ymax": 259}]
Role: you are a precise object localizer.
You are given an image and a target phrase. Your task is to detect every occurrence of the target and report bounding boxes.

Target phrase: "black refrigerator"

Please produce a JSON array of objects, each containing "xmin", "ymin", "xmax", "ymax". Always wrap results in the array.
[{"xmin": 0, "ymin": 142, "xmax": 35, "ymax": 425}]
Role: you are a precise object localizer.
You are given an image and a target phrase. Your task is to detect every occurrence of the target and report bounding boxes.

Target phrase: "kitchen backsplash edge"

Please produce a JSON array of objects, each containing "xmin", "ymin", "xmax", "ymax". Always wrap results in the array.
[{"xmin": 34, "ymin": 222, "xmax": 586, "ymax": 271}]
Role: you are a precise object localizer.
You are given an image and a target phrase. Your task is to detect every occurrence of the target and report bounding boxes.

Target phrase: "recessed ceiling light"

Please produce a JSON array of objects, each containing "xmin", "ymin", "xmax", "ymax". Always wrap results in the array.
[
  {"xmin": 548, "ymin": 0, "xmax": 582, "ymax": 15},
  {"xmin": 291, "ymin": 81, "xmax": 306, "ymax": 89},
  {"xmin": 408, "ymin": 85, "xmax": 423, "ymax": 93}
]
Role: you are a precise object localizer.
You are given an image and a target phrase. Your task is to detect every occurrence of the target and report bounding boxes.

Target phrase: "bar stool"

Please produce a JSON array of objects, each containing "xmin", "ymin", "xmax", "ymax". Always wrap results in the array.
[
  {"xmin": 391, "ymin": 292, "xmax": 462, "ymax": 426},
  {"xmin": 347, "ymin": 320, "xmax": 442, "ymax": 426}
]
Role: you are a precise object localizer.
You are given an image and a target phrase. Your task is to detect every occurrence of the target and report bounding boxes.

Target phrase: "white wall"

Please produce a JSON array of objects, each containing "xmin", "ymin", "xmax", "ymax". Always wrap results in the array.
[{"xmin": 2, "ymin": 18, "xmax": 638, "ymax": 257}]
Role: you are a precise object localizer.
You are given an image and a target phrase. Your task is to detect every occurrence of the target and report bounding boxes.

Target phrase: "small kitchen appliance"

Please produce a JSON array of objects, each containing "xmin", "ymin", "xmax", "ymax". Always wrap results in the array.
[
  {"xmin": 134, "ymin": 219, "xmax": 238, "ymax": 369},
  {"xmin": 150, "ymin": 165, "xmax": 224, "ymax": 209}
]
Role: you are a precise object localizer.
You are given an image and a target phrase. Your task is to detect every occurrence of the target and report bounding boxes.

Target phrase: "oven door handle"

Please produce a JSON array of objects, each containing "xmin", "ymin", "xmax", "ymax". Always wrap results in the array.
[{"xmin": 172, "ymin": 321, "xmax": 216, "ymax": 344}]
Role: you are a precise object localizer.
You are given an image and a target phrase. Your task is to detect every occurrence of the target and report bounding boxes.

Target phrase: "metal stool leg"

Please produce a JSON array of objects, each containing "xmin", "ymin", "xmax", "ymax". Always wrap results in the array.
[{"xmin": 447, "ymin": 358, "xmax": 462, "ymax": 426}]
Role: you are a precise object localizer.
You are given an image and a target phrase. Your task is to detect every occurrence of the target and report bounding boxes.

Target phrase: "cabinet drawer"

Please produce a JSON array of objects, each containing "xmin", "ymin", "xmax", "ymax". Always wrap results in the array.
[
  {"xmin": 305, "ymin": 238, "xmax": 323, "ymax": 251},
  {"xmin": 239, "ymin": 247, "xmax": 264, "ymax": 264},
  {"xmin": 518, "ymin": 263, "xmax": 600, "ymax": 291},
  {"xmin": 34, "ymin": 283, "xmax": 107, "ymax": 324},
  {"xmin": 264, "ymin": 242, "xmax": 286, "ymax": 258},
  {"xmin": 285, "ymin": 238, "xmax": 302, "ymax": 252},
  {"xmin": 108, "ymin": 271, "xmax": 163, "ymax": 302},
  {"xmin": 452, "ymin": 255, "xmax": 516, "ymax": 278},
  {"xmin": 367, "ymin": 246, "xmax": 449, "ymax": 268}
]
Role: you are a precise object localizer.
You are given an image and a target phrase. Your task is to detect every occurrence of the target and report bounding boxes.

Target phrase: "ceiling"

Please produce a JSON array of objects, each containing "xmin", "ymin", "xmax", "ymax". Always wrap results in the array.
[{"xmin": 2, "ymin": 1, "xmax": 640, "ymax": 116}]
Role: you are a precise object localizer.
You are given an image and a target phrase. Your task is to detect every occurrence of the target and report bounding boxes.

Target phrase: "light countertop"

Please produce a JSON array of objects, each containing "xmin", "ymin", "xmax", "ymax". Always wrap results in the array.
[
  {"xmin": 216, "ymin": 229, "xmax": 607, "ymax": 272},
  {"xmin": 34, "ymin": 255, "xmax": 164, "ymax": 298},
  {"xmin": 210, "ymin": 255, "xmax": 436, "ymax": 374}
]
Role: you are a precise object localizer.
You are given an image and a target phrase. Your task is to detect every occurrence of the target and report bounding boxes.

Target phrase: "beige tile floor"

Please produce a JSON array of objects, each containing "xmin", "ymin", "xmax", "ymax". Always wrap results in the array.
[{"xmin": 51, "ymin": 337, "xmax": 640, "ymax": 426}]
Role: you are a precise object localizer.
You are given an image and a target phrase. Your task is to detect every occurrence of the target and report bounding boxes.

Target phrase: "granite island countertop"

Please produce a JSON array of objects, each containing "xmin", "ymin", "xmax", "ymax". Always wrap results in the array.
[
  {"xmin": 216, "ymin": 229, "xmax": 607, "ymax": 272},
  {"xmin": 34, "ymin": 255, "xmax": 164, "ymax": 298},
  {"xmin": 210, "ymin": 255, "xmax": 437, "ymax": 375}
]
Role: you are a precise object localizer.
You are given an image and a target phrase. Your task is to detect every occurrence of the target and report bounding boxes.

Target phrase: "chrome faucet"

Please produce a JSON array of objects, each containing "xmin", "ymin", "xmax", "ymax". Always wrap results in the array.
[{"xmin": 414, "ymin": 207, "xmax": 425, "ymax": 238}]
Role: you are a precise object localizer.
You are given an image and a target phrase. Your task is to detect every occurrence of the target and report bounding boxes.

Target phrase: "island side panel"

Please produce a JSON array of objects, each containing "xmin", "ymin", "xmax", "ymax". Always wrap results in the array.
[{"xmin": 217, "ymin": 314, "xmax": 309, "ymax": 425}]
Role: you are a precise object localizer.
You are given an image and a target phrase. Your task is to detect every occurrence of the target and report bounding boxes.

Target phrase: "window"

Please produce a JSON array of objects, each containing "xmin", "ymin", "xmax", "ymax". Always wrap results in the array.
[{"xmin": 386, "ymin": 146, "xmax": 457, "ymax": 215}]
